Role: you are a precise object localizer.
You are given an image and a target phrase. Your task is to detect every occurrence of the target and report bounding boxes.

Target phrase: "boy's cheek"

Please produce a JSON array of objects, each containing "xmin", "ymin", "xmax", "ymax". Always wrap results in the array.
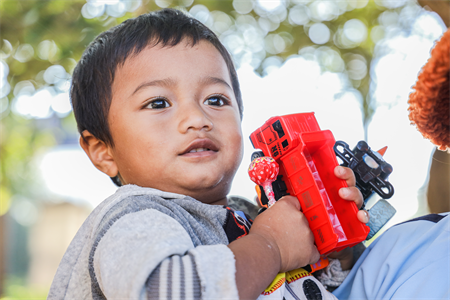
[
  {"xmin": 221, "ymin": 120, "xmax": 243, "ymax": 156},
  {"xmin": 232, "ymin": 132, "xmax": 244, "ymax": 164}
]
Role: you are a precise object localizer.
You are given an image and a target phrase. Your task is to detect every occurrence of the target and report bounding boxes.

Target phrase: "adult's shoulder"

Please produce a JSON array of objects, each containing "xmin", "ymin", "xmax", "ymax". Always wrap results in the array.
[{"xmin": 333, "ymin": 212, "xmax": 450, "ymax": 300}]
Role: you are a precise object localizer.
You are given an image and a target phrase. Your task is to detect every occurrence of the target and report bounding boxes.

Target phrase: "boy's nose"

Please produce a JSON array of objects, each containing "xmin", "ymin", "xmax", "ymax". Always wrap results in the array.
[{"xmin": 177, "ymin": 102, "xmax": 213, "ymax": 133}]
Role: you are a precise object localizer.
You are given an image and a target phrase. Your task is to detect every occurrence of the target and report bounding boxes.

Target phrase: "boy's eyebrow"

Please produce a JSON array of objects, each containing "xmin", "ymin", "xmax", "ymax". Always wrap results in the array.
[
  {"xmin": 132, "ymin": 77, "xmax": 177, "ymax": 95},
  {"xmin": 131, "ymin": 76, "xmax": 232, "ymax": 96},
  {"xmin": 200, "ymin": 76, "xmax": 232, "ymax": 90}
]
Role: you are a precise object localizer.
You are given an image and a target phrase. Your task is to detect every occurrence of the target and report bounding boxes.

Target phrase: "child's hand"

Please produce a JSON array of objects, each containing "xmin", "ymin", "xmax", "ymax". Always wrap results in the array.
[
  {"xmin": 334, "ymin": 166, "xmax": 369, "ymax": 224},
  {"xmin": 229, "ymin": 196, "xmax": 320, "ymax": 299},
  {"xmin": 250, "ymin": 196, "xmax": 320, "ymax": 272}
]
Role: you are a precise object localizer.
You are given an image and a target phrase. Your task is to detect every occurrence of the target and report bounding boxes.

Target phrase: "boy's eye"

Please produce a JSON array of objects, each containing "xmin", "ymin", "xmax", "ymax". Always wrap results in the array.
[
  {"xmin": 145, "ymin": 98, "xmax": 170, "ymax": 109},
  {"xmin": 204, "ymin": 95, "xmax": 228, "ymax": 107}
]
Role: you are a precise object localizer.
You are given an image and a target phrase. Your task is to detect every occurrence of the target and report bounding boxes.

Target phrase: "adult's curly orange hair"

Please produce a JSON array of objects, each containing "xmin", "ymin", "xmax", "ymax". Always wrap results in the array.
[{"xmin": 408, "ymin": 28, "xmax": 450, "ymax": 151}]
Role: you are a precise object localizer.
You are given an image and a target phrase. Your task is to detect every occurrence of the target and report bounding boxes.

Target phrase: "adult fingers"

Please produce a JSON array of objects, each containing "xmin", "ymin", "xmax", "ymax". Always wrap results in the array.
[
  {"xmin": 357, "ymin": 210, "xmax": 369, "ymax": 224},
  {"xmin": 334, "ymin": 166, "xmax": 356, "ymax": 187},
  {"xmin": 339, "ymin": 186, "xmax": 364, "ymax": 209}
]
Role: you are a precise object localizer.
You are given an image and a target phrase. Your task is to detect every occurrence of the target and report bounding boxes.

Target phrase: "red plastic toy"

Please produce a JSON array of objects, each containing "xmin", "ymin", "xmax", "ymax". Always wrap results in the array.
[{"xmin": 249, "ymin": 112, "xmax": 370, "ymax": 255}]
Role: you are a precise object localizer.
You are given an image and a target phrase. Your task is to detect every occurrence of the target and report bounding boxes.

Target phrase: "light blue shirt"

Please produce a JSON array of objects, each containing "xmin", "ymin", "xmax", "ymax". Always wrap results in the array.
[{"xmin": 333, "ymin": 213, "xmax": 450, "ymax": 300}]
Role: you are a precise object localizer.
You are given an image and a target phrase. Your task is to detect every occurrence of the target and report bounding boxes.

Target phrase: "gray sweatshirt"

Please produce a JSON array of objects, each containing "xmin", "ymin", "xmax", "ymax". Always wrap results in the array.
[{"xmin": 48, "ymin": 184, "xmax": 242, "ymax": 299}]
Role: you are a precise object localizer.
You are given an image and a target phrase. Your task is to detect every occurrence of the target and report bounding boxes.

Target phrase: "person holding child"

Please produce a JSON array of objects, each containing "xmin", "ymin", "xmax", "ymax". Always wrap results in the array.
[
  {"xmin": 332, "ymin": 27, "xmax": 450, "ymax": 300},
  {"xmin": 48, "ymin": 8, "xmax": 368, "ymax": 300}
]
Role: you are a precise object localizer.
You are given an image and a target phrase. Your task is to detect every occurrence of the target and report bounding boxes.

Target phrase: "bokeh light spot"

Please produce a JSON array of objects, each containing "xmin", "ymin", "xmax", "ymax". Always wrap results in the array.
[
  {"xmin": 51, "ymin": 93, "xmax": 72, "ymax": 117},
  {"xmin": 38, "ymin": 40, "xmax": 59, "ymax": 61},
  {"xmin": 265, "ymin": 34, "xmax": 286, "ymax": 54},
  {"xmin": 343, "ymin": 19, "xmax": 368, "ymax": 44},
  {"xmin": 347, "ymin": 57, "xmax": 367, "ymax": 80},
  {"xmin": 0, "ymin": 82, "xmax": 10, "ymax": 99},
  {"xmin": 1, "ymin": 40, "xmax": 13, "ymax": 59},
  {"xmin": 125, "ymin": 0, "xmax": 142, "ymax": 12},
  {"xmin": 44, "ymin": 65, "xmax": 66, "ymax": 85},
  {"xmin": 106, "ymin": 1, "xmax": 127, "ymax": 18},
  {"xmin": 315, "ymin": 47, "xmax": 345, "ymax": 72},
  {"xmin": 375, "ymin": 0, "xmax": 407, "ymax": 9},
  {"xmin": 81, "ymin": 0, "xmax": 142, "ymax": 18},
  {"xmin": 289, "ymin": 5, "xmax": 310, "ymax": 25},
  {"xmin": 98, "ymin": 0, "xmax": 120, "ymax": 5},
  {"xmin": 258, "ymin": 17, "xmax": 279, "ymax": 33},
  {"xmin": 81, "ymin": 2, "xmax": 105, "ymax": 19},
  {"xmin": 180, "ymin": 0, "xmax": 194, "ymax": 7},
  {"xmin": 211, "ymin": 11, "xmax": 233, "ymax": 34},
  {"xmin": 14, "ymin": 87, "xmax": 53, "ymax": 119},
  {"xmin": 378, "ymin": 10, "xmax": 399, "ymax": 27},
  {"xmin": 233, "ymin": 0, "xmax": 254, "ymax": 14},
  {"xmin": 0, "ymin": 60, "xmax": 9, "ymax": 79},
  {"xmin": 222, "ymin": 34, "xmax": 245, "ymax": 55},
  {"xmin": 23, "ymin": 9, "xmax": 39, "ymax": 27},
  {"xmin": 190, "ymin": 5, "xmax": 212, "ymax": 26},
  {"xmin": 262, "ymin": 55, "xmax": 283, "ymax": 76},
  {"xmin": 14, "ymin": 44, "xmax": 34, "ymax": 63},
  {"xmin": 309, "ymin": 1, "xmax": 338, "ymax": 22},
  {"xmin": 347, "ymin": 0, "xmax": 369, "ymax": 9},
  {"xmin": 309, "ymin": 23, "xmax": 330, "ymax": 44},
  {"xmin": 155, "ymin": 0, "xmax": 171, "ymax": 8},
  {"xmin": 13, "ymin": 80, "xmax": 35, "ymax": 97},
  {"xmin": 257, "ymin": 0, "xmax": 282, "ymax": 12}
]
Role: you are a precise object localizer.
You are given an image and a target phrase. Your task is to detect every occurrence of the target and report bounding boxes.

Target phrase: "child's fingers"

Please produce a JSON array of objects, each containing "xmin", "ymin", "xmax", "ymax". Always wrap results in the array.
[
  {"xmin": 339, "ymin": 186, "xmax": 364, "ymax": 209},
  {"xmin": 334, "ymin": 166, "xmax": 356, "ymax": 187},
  {"xmin": 357, "ymin": 210, "xmax": 369, "ymax": 224},
  {"xmin": 277, "ymin": 195, "xmax": 302, "ymax": 211}
]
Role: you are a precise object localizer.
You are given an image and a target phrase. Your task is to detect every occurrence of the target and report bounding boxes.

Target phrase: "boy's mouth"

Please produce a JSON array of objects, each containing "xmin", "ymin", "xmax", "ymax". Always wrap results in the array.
[
  {"xmin": 188, "ymin": 148, "xmax": 211, "ymax": 153},
  {"xmin": 180, "ymin": 139, "xmax": 219, "ymax": 155}
]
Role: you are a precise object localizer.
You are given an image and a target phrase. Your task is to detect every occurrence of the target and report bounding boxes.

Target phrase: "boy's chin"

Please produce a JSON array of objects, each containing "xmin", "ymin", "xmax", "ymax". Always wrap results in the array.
[
  {"xmin": 176, "ymin": 179, "xmax": 231, "ymax": 204},
  {"xmin": 133, "ymin": 171, "xmax": 235, "ymax": 204},
  {"xmin": 189, "ymin": 190, "xmax": 230, "ymax": 205}
]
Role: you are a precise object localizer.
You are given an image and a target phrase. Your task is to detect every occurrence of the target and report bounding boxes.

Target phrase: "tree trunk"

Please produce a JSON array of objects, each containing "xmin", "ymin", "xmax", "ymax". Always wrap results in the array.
[{"xmin": 418, "ymin": 0, "xmax": 450, "ymax": 27}]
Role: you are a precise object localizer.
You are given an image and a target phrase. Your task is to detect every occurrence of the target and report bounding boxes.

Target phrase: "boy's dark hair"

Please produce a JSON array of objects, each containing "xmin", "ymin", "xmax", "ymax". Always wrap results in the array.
[{"xmin": 71, "ymin": 8, "xmax": 243, "ymax": 149}]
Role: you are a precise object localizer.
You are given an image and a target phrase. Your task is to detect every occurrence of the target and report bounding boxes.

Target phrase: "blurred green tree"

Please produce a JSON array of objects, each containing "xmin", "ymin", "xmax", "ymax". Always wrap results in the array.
[
  {"xmin": 0, "ymin": 0, "xmax": 392, "ymax": 210},
  {"xmin": 1, "ymin": 0, "xmax": 446, "ymax": 295}
]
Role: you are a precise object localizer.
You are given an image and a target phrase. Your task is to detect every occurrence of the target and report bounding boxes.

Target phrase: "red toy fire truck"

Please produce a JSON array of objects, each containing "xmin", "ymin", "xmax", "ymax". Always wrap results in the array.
[{"xmin": 249, "ymin": 112, "xmax": 371, "ymax": 255}]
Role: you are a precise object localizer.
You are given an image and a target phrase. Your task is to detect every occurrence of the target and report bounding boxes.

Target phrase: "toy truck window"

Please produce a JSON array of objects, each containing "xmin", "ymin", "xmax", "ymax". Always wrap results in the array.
[{"xmin": 272, "ymin": 120, "xmax": 285, "ymax": 138}]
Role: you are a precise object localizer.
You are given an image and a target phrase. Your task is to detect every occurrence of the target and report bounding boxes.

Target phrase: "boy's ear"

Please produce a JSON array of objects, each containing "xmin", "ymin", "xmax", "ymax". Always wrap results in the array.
[{"xmin": 79, "ymin": 131, "xmax": 119, "ymax": 178}]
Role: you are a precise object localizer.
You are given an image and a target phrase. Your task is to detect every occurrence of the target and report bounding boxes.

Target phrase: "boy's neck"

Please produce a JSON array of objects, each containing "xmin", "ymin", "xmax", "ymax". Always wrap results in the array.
[
  {"xmin": 207, "ymin": 196, "xmax": 228, "ymax": 206},
  {"xmin": 120, "ymin": 184, "xmax": 229, "ymax": 206}
]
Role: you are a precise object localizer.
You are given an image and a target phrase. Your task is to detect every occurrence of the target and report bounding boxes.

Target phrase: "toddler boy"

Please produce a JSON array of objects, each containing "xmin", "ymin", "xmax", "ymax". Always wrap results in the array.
[{"xmin": 48, "ymin": 8, "xmax": 366, "ymax": 299}]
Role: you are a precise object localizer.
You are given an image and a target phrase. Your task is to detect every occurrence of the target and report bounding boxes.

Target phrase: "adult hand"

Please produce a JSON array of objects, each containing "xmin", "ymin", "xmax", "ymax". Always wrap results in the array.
[{"xmin": 334, "ymin": 166, "xmax": 369, "ymax": 224}]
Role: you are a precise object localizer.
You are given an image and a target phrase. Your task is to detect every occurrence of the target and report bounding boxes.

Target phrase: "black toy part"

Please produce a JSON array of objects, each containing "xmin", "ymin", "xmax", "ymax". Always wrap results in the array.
[{"xmin": 334, "ymin": 140, "xmax": 394, "ymax": 201}]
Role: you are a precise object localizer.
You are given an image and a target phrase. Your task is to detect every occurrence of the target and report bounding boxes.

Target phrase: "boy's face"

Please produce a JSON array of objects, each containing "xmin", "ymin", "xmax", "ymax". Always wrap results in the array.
[{"xmin": 107, "ymin": 40, "xmax": 243, "ymax": 205}]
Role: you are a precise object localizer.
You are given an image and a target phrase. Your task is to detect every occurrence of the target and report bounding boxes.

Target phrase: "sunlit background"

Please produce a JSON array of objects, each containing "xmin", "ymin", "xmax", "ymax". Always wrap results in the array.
[{"xmin": 0, "ymin": 0, "xmax": 448, "ymax": 298}]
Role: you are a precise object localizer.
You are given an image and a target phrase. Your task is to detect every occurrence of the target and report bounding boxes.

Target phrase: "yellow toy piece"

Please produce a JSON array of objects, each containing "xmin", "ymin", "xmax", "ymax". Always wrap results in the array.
[
  {"xmin": 261, "ymin": 272, "xmax": 286, "ymax": 296},
  {"xmin": 286, "ymin": 268, "xmax": 311, "ymax": 284}
]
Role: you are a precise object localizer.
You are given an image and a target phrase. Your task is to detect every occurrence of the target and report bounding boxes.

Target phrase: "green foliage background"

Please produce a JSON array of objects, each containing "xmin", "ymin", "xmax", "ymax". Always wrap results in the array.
[
  {"xmin": 1, "ymin": 0, "xmax": 446, "ymax": 297},
  {"xmin": 0, "ymin": 0, "xmax": 393, "ymax": 217}
]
